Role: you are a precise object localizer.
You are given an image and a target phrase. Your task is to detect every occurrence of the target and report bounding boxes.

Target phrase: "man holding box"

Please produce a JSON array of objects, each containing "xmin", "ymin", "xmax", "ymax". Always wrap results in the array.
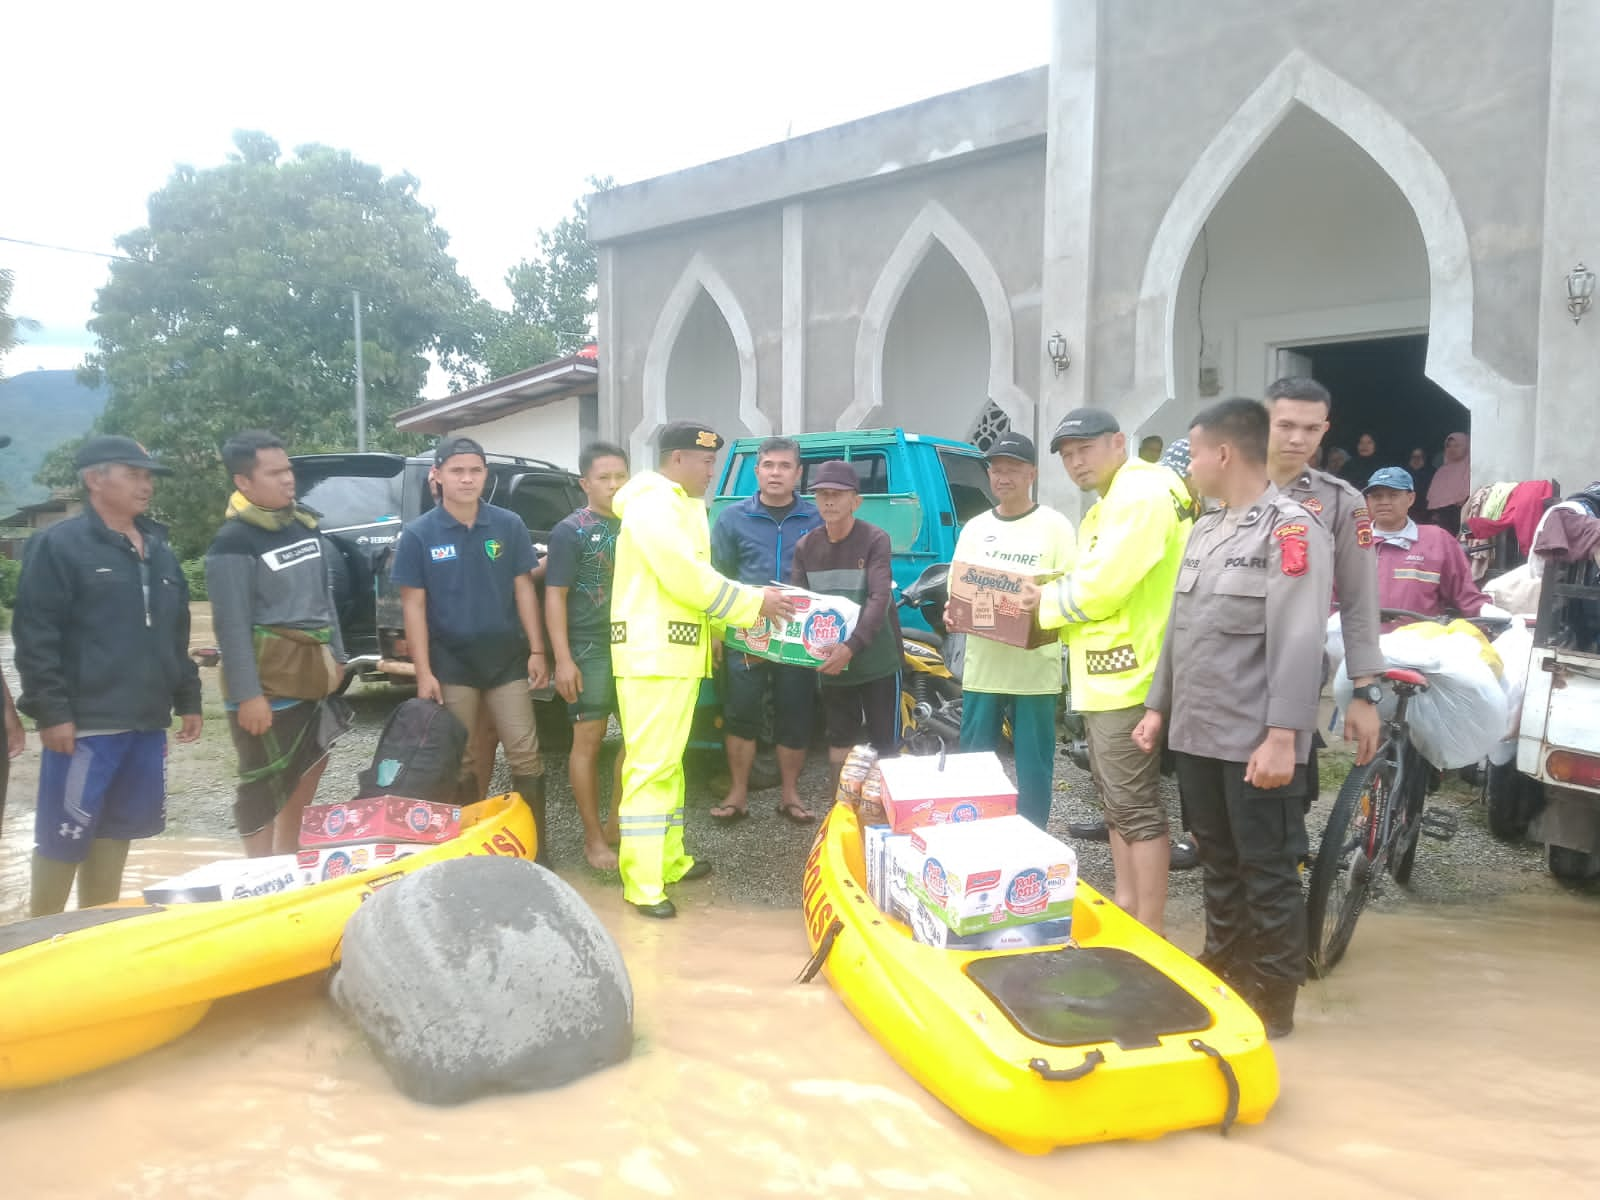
[
  {"xmin": 1024, "ymin": 408, "xmax": 1192, "ymax": 933},
  {"xmin": 790, "ymin": 460, "xmax": 903, "ymax": 773},
  {"xmin": 710, "ymin": 436, "xmax": 822, "ymax": 824},
  {"xmin": 952, "ymin": 432, "xmax": 1076, "ymax": 829},
  {"xmin": 611, "ymin": 421, "xmax": 796, "ymax": 918}
]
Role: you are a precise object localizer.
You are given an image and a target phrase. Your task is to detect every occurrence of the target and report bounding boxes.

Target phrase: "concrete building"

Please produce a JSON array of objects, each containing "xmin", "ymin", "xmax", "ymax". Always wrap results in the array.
[
  {"xmin": 589, "ymin": 0, "xmax": 1599, "ymax": 512},
  {"xmin": 393, "ymin": 347, "xmax": 600, "ymax": 470}
]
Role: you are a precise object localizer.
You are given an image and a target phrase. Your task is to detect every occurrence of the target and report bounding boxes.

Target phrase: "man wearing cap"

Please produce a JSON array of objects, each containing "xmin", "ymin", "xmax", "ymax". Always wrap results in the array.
[
  {"xmin": 610, "ymin": 421, "xmax": 796, "ymax": 917},
  {"xmin": 391, "ymin": 436, "xmax": 552, "ymax": 860},
  {"xmin": 952, "ymin": 432, "xmax": 1076, "ymax": 829},
  {"xmin": 1364, "ymin": 466, "xmax": 1492, "ymax": 628},
  {"xmin": 790, "ymin": 460, "xmax": 903, "ymax": 774},
  {"xmin": 14, "ymin": 435, "xmax": 203, "ymax": 915},
  {"xmin": 1024, "ymin": 409, "xmax": 1192, "ymax": 931}
]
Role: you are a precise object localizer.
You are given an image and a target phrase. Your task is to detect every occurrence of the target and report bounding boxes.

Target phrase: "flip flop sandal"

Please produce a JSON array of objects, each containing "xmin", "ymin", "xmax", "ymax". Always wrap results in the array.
[
  {"xmin": 775, "ymin": 803, "xmax": 816, "ymax": 825},
  {"xmin": 709, "ymin": 805, "xmax": 751, "ymax": 822}
]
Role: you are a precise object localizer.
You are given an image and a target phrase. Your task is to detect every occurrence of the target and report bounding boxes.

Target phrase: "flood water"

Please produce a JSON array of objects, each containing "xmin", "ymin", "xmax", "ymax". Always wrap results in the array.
[{"xmin": 3, "ymin": 834, "xmax": 1598, "ymax": 1199}]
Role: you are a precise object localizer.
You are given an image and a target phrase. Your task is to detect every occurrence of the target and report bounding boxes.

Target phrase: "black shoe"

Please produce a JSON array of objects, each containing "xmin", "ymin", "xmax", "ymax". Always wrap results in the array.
[
  {"xmin": 631, "ymin": 899, "xmax": 678, "ymax": 919},
  {"xmin": 679, "ymin": 860, "xmax": 713, "ymax": 881},
  {"xmin": 1169, "ymin": 835, "xmax": 1200, "ymax": 872},
  {"xmin": 1249, "ymin": 978, "xmax": 1298, "ymax": 1039},
  {"xmin": 1067, "ymin": 818, "xmax": 1110, "ymax": 842}
]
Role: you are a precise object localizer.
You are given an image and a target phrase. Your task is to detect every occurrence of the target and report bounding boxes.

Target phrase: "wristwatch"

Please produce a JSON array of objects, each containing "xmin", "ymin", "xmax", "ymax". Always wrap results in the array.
[{"xmin": 1350, "ymin": 683, "xmax": 1384, "ymax": 705}]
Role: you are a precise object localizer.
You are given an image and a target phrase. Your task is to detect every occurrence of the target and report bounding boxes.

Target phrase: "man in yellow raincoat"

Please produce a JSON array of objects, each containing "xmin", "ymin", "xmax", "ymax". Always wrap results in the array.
[{"xmin": 611, "ymin": 421, "xmax": 796, "ymax": 918}]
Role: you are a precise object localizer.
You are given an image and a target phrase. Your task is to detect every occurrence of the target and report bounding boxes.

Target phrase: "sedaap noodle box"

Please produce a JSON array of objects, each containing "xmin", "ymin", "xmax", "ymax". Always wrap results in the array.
[
  {"xmin": 726, "ymin": 585, "xmax": 861, "ymax": 669},
  {"xmin": 944, "ymin": 560, "xmax": 1062, "ymax": 649},
  {"xmin": 896, "ymin": 814, "xmax": 1077, "ymax": 936}
]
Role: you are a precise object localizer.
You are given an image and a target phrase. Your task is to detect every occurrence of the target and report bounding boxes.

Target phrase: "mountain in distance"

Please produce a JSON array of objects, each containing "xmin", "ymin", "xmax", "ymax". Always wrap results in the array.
[{"xmin": 0, "ymin": 369, "xmax": 109, "ymax": 512}]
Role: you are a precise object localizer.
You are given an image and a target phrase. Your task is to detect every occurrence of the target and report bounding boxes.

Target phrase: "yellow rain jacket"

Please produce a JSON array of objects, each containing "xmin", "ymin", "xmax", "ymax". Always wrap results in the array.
[
  {"xmin": 610, "ymin": 470, "xmax": 765, "ymax": 679},
  {"xmin": 1039, "ymin": 457, "xmax": 1193, "ymax": 712}
]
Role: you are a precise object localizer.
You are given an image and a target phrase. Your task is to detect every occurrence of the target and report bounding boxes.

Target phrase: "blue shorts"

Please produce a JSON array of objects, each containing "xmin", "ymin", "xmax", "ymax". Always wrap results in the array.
[
  {"xmin": 567, "ymin": 640, "xmax": 618, "ymax": 724},
  {"xmin": 35, "ymin": 731, "xmax": 168, "ymax": 863}
]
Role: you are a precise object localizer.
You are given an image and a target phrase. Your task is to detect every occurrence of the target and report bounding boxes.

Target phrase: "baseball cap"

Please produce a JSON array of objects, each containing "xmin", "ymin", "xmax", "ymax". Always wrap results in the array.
[
  {"xmin": 985, "ymin": 432, "xmax": 1037, "ymax": 465},
  {"xmin": 658, "ymin": 421, "xmax": 724, "ymax": 453},
  {"xmin": 1048, "ymin": 408, "xmax": 1121, "ymax": 452},
  {"xmin": 1364, "ymin": 467, "xmax": 1416, "ymax": 493},
  {"xmin": 434, "ymin": 436, "xmax": 487, "ymax": 467},
  {"xmin": 75, "ymin": 435, "xmax": 171, "ymax": 474},
  {"xmin": 809, "ymin": 460, "xmax": 859, "ymax": 491}
]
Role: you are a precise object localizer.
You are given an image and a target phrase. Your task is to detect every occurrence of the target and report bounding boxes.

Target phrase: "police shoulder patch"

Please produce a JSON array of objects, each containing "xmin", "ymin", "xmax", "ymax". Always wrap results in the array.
[
  {"xmin": 1352, "ymin": 505, "xmax": 1375, "ymax": 548},
  {"xmin": 1302, "ymin": 496, "xmax": 1323, "ymax": 515},
  {"xmin": 1272, "ymin": 522, "xmax": 1308, "ymax": 539}
]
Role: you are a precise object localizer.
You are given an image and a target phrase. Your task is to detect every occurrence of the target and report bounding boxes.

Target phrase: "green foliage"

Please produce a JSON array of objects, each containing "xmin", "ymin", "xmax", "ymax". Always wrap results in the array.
[
  {"xmin": 180, "ymin": 557, "xmax": 208, "ymax": 601},
  {"xmin": 84, "ymin": 131, "xmax": 480, "ymax": 557},
  {"xmin": 0, "ymin": 269, "xmax": 39, "ymax": 383},
  {"xmin": 480, "ymin": 176, "xmax": 612, "ymax": 379},
  {"xmin": 0, "ymin": 555, "xmax": 19, "ymax": 607}
]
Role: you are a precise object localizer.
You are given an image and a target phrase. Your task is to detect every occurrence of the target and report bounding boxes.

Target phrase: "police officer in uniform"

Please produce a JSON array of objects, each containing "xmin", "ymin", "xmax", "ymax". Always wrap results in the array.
[
  {"xmin": 1134, "ymin": 398, "xmax": 1333, "ymax": 1038},
  {"xmin": 1265, "ymin": 376, "xmax": 1385, "ymax": 771},
  {"xmin": 609, "ymin": 421, "xmax": 795, "ymax": 918}
]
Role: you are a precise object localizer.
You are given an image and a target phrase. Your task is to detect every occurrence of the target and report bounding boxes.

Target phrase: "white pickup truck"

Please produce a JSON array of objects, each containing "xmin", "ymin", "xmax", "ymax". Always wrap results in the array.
[{"xmin": 1506, "ymin": 557, "xmax": 1600, "ymax": 881}]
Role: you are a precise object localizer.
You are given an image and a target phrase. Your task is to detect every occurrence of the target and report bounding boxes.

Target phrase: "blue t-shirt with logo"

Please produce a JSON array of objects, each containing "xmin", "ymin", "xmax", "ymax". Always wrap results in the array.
[{"xmin": 391, "ymin": 501, "xmax": 536, "ymax": 688}]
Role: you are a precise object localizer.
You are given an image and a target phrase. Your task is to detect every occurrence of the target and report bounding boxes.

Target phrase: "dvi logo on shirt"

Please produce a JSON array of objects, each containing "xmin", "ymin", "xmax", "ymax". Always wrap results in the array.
[{"xmin": 430, "ymin": 544, "xmax": 458, "ymax": 562}]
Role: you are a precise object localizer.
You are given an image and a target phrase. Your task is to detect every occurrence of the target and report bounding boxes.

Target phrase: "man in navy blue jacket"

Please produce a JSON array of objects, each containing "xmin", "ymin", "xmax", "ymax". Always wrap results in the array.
[
  {"xmin": 709, "ymin": 437, "xmax": 822, "ymax": 823},
  {"xmin": 15, "ymin": 436, "xmax": 203, "ymax": 915}
]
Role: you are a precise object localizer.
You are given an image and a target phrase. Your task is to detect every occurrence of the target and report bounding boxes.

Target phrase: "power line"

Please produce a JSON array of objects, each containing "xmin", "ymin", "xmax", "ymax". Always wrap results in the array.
[{"xmin": 0, "ymin": 235, "xmax": 133, "ymax": 261}]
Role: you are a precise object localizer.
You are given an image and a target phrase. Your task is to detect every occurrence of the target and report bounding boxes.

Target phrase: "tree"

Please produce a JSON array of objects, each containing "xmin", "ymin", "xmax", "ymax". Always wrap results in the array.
[
  {"xmin": 82, "ymin": 131, "xmax": 483, "ymax": 556},
  {"xmin": 0, "ymin": 268, "xmax": 39, "ymax": 384},
  {"xmin": 481, "ymin": 176, "xmax": 612, "ymax": 380}
]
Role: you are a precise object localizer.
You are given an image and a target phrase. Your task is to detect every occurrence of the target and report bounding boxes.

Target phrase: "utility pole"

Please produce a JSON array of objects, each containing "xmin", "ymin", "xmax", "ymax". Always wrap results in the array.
[{"xmin": 353, "ymin": 288, "xmax": 367, "ymax": 452}]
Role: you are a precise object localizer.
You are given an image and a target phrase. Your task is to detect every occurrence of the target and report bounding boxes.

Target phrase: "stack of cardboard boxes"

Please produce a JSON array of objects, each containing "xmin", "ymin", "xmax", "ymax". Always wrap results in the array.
[
  {"xmin": 142, "ymin": 796, "xmax": 463, "ymax": 903},
  {"xmin": 857, "ymin": 750, "xmax": 1078, "ymax": 951}
]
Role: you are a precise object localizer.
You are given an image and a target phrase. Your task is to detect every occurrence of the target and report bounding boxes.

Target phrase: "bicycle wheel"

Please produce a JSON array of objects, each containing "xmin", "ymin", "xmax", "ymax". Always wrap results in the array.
[
  {"xmin": 1389, "ymin": 745, "xmax": 1430, "ymax": 886},
  {"xmin": 1306, "ymin": 753, "xmax": 1394, "ymax": 977}
]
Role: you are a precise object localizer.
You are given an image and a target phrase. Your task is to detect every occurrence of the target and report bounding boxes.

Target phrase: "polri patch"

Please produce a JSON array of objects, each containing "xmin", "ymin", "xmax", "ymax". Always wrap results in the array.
[
  {"xmin": 1353, "ymin": 505, "xmax": 1374, "ymax": 548},
  {"xmin": 1274, "ymin": 522, "xmax": 1309, "ymax": 577}
]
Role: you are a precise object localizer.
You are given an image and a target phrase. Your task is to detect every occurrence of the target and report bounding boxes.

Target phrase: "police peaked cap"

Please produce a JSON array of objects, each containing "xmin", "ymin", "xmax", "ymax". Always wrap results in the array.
[{"xmin": 658, "ymin": 421, "xmax": 724, "ymax": 453}]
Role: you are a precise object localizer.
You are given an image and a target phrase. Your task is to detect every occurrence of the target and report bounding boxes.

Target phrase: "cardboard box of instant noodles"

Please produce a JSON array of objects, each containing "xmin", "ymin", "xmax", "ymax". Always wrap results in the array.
[
  {"xmin": 943, "ymin": 560, "xmax": 1061, "ymax": 649},
  {"xmin": 298, "ymin": 796, "xmax": 461, "ymax": 848}
]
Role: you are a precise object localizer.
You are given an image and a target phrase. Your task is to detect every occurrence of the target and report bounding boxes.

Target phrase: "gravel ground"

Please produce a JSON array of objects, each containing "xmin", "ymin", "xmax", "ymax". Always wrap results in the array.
[{"xmin": 0, "ymin": 609, "xmax": 1578, "ymax": 922}]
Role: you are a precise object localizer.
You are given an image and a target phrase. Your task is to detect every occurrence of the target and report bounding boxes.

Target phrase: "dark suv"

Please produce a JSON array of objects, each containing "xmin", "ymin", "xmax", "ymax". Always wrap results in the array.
[{"xmin": 291, "ymin": 451, "xmax": 585, "ymax": 690}]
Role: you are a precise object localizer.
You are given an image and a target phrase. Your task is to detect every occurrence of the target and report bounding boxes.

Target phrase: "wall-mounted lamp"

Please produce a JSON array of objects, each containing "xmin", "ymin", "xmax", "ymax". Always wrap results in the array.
[
  {"xmin": 1046, "ymin": 330, "xmax": 1072, "ymax": 375},
  {"xmin": 1568, "ymin": 262, "xmax": 1595, "ymax": 325}
]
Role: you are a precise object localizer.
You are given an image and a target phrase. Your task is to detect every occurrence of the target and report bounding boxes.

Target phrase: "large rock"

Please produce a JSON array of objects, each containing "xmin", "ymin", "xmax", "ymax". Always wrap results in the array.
[{"xmin": 331, "ymin": 856, "xmax": 633, "ymax": 1103}]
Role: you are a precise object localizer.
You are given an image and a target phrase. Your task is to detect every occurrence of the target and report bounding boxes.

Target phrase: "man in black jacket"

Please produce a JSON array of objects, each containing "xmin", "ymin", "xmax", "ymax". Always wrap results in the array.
[
  {"xmin": 14, "ymin": 436, "xmax": 203, "ymax": 915},
  {"xmin": 206, "ymin": 430, "xmax": 352, "ymax": 857}
]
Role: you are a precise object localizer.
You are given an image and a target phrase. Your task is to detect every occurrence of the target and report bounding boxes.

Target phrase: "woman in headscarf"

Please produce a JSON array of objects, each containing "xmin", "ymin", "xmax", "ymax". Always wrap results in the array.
[
  {"xmin": 1340, "ymin": 432, "xmax": 1383, "ymax": 489},
  {"xmin": 1406, "ymin": 446, "xmax": 1434, "ymax": 521},
  {"xmin": 1426, "ymin": 431, "xmax": 1471, "ymax": 534}
]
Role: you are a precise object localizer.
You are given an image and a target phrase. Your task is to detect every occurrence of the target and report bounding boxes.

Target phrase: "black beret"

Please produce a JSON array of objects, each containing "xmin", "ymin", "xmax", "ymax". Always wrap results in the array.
[{"xmin": 658, "ymin": 421, "xmax": 724, "ymax": 453}]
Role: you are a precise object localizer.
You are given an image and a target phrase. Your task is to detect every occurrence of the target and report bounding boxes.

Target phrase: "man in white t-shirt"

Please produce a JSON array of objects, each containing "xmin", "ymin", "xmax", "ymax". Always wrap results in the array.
[{"xmin": 954, "ymin": 432, "xmax": 1077, "ymax": 828}]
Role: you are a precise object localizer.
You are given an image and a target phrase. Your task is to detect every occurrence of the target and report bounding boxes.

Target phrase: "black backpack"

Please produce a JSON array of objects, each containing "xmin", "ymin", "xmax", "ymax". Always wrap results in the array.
[{"xmin": 357, "ymin": 699, "xmax": 469, "ymax": 804}]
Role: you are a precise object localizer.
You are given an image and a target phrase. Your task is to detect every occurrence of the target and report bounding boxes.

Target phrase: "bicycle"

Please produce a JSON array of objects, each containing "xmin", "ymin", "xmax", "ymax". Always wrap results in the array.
[{"xmin": 1304, "ymin": 608, "xmax": 1505, "ymax": 977}]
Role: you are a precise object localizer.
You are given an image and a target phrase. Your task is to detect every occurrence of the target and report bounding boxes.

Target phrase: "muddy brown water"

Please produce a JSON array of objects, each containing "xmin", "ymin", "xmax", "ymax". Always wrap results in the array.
[{"xmin": 3, "ymin": 834, "xmax": 1598, "ymax": 1198}]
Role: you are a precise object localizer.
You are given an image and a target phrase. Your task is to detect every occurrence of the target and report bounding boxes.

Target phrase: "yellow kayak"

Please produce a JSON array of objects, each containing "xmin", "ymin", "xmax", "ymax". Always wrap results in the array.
[
  {"xmin": 801, "ymin": 805, "xmax": 1278, "ymax": 1153},
  {"xmin": 0, "ymin": 793, "xmax": 535, "ymax": 1091}
]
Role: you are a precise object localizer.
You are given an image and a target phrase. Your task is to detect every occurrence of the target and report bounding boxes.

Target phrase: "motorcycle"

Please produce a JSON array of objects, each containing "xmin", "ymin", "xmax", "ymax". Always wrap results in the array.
[{"xmin": 897, "ymin": 563, "xmax": 964, "ymax": 748}]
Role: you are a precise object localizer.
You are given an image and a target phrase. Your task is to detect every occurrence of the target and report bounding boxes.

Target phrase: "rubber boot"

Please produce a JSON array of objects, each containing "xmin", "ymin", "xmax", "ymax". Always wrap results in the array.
[
  {"xmin": 514, "ymin": 774, "xmax": 550, "ymax": 868},
  {"xmin": 1249, "ymin": 977, "xmax": 1298, "ymax": 1040}
]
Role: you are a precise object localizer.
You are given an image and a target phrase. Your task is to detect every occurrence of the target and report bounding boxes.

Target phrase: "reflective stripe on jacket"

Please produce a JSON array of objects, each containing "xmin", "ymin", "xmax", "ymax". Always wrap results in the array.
[
  {"xmin": 610, "ymin": 471, "xmax": 765, "ymax": 679},
  {"xmin": 1039, "ymin": 458, "xmax": 1192, "ymax": 711}
]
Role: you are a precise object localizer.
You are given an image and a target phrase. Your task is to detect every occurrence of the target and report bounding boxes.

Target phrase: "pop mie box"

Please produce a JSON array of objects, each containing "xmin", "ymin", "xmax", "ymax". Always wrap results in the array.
[
  {"xmin": 296, "ymin": 842, "xmax": 424, "ymax": 884},
  {"xmin": 726, "ymin": 585, "xmax": 861, "ymax": 669},
  {"xmin": 299, "ymin": 796, "xmax": 462, "ymax": 849},
  {"xmin": 888, "ymin": 881, "xmax": 1074, "ymax": 950},
  {"xmin": 944, "ymin": 560, "xmax": 1061, "ymax": 649},
  {"xmin": 895, "ymin": 814, "xmax": 1078, "ymax": 936},
  {"xmin": 875, "ymin": 751, "xmax": 1017, "ymax": 834}
]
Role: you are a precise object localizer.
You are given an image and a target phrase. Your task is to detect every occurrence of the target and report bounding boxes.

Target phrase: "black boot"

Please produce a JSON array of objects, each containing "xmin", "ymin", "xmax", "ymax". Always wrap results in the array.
[
  {"xmin": 513, "ymin": 774, "xmax": 550, "ymax": 868},
  {"xmin": 1248, "ymin": 977, "xmax": 1298, "ymax": 1040}
]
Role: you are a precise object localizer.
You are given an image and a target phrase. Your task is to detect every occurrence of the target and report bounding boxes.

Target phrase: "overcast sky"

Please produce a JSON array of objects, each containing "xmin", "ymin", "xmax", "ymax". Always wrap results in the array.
[{"xmin": 1, "ymin": 0, "xmax": 1050, "ymax": 384}]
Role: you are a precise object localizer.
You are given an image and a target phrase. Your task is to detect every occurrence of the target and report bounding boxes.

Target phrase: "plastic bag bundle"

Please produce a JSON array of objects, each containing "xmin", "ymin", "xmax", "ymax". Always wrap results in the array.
[
  {"xmin": 1324, "ymin": 613, "xmax": 1346, "ymax": 684},
  {"xmin": 857, "ymin": 766, "xmax": 888, "ymax": 826},
  {"xmin": 1491, "ymin": 616, "xmax": 1534, "ymax": 746},
  {"xmin": 1334, "ymin": 622, "xmax": 1509, "ymax": 769}
]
